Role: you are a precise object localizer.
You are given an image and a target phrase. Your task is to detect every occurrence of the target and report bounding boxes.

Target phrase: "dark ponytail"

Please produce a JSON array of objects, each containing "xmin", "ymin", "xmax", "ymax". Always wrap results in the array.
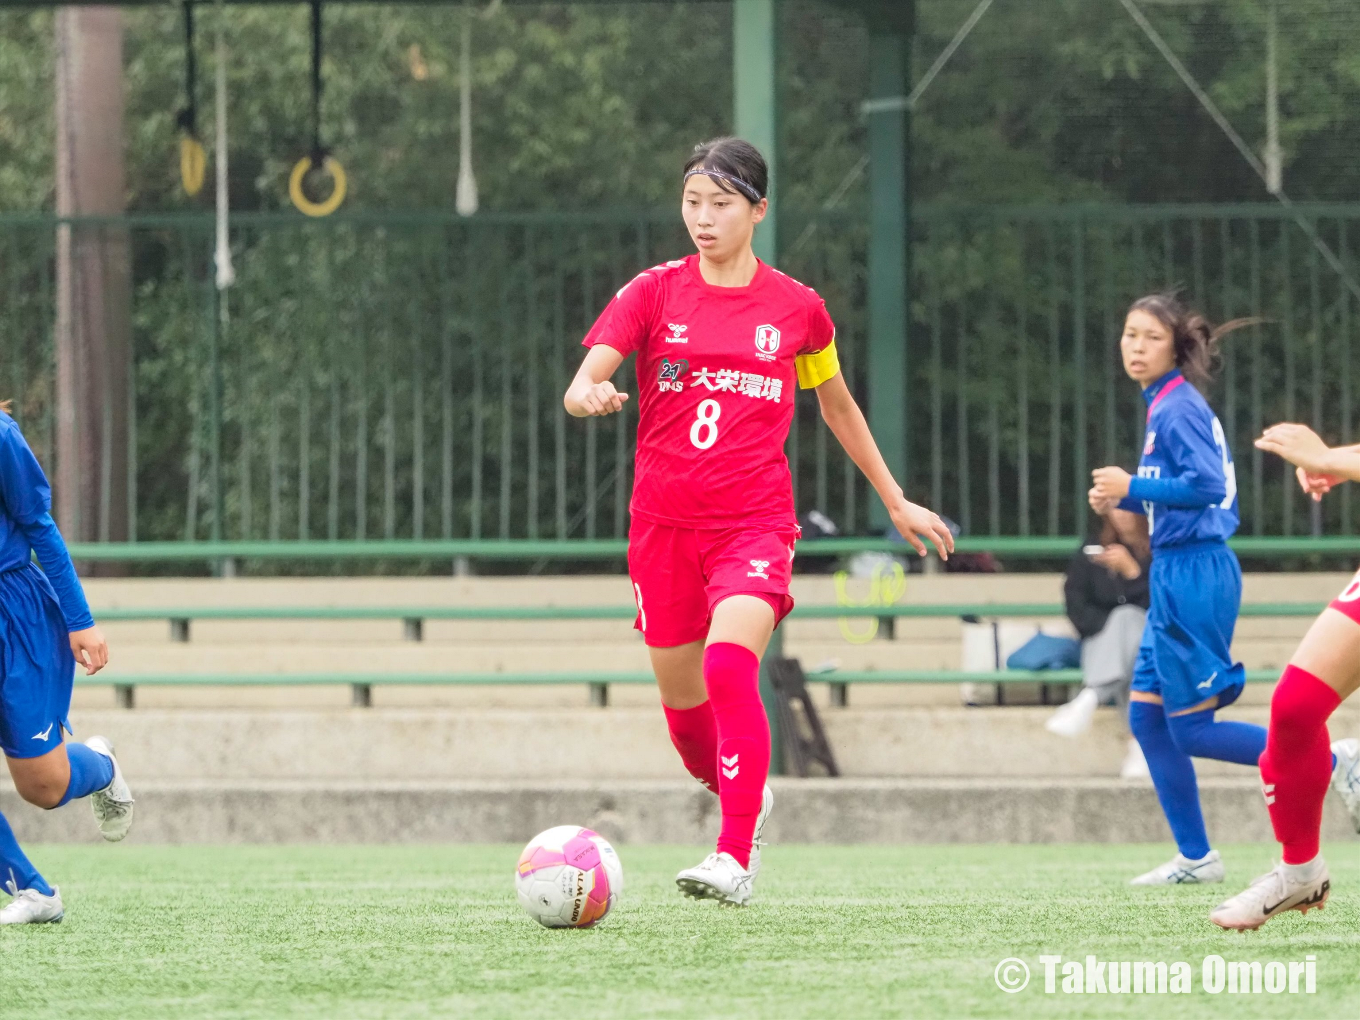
[
  {"xmin": 1127, "ymin": 291, "xmax": 1256, "ymax": 392},
  {"xmin": 683, "ymin": 137, "xmax": 768, "ymax": 204}
]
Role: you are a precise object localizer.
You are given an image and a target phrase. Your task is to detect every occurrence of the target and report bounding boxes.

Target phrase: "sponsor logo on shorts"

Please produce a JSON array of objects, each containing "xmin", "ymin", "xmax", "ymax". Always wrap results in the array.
[
  {"xmin": 747, "ymin": 559, "xmax": 770, "ymax": 579},
  {"xmin": 1197, "ymin": 671, "xmax": 1218, "ymax": 690},
  {"xmin": 31, "ymin": 723, "xmax": 53, "ymax": 742}
]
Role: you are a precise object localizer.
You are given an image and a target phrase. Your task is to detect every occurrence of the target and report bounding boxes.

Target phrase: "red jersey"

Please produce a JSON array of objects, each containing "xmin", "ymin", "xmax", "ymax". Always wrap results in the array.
[{"xmin": 583, "ymin": 255, "xmax": 838, "ymax": 529}]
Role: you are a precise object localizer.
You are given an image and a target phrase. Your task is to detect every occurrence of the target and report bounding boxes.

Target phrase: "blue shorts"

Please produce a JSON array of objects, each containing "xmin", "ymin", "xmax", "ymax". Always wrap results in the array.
[
  {"xmin": 1132, "ymin": 541, "xmax": 1245, "ymax": 714},
  {"xmin": 0, "ymin": 565, "xmax": 74, "ymax": 759}
]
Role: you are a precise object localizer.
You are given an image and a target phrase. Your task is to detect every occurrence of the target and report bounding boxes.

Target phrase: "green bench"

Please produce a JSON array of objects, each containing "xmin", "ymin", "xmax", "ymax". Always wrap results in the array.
[{"xmin": 87, "ymin": 601, "xmax": 1316, "ymax": 707}]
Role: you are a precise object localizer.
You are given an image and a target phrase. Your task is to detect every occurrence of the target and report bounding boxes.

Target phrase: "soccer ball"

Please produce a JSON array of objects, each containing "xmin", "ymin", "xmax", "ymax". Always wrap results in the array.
[{"xmin": 515, "ymin": 826, "xmax": 623, "ymax": 929}]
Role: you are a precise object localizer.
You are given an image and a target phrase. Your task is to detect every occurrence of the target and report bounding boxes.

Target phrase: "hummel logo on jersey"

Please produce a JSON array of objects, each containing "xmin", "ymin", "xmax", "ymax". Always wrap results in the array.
[
  {"xmin": 666, "ymin": 323, "xmax": 689, "ymax": 344},
  {"xmin": 1198, "ymin": 671, "xmax": 1218, "ymax": 690},
  {"xmin": 721, "ymin": 754, "xmax": 740, "ymax": 780},
  {"xmin": 657, "ymin": 358, "xmax": 688, "ymax": 393},
  {"xmin": 32, "ymin": 723, "xmax": 53, "ymax": 742},
  {"xmin": 754, "ymin": 324, "xmax": 780, "ymax": 361},
  {"xmin": 747, "ymin": 559, "xmax": 770, "ymax": 579}
]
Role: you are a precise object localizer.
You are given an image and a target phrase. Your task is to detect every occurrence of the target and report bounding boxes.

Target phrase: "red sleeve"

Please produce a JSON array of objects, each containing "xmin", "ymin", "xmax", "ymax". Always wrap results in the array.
[
  {"xmin": 582, "ymin": 270, "xmax": 660, "ymax": 356},
  {"xmin": 803, "ymin": 290, "xmax": 836, "ymax": 355}
]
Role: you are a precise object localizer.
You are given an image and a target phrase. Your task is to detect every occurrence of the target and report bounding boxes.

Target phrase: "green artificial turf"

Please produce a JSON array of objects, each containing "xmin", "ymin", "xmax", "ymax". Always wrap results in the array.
[{"xmin": 1, "ymin": 842, "xmax": 1356, "ymax": 1019}]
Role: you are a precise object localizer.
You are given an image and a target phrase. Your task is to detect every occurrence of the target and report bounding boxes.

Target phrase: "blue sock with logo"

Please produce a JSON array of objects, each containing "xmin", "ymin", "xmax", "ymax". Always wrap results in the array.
[
  {"xmin": 56, "ymin": 741, "xmax": 114, "ymax": 808},
  {"xmin": 1166, "ymin": 709, "xmax": 1268, "ymax": 767},
  {"xmin": 1129, "ymin": 700, "xmax": 1211, "ymax": 860},
  {"xmin": 0, "ymin": 811, "xmax": 53, "ymax": 896}
]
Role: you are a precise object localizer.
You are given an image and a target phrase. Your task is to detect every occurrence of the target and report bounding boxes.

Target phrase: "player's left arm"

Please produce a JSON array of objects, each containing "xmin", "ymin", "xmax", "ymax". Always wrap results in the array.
[
  {"xmin": 0, "ymin": 422, "xmax": 107, "ymax": 674},
  {"xmin": 812, "ymin": 370, "xmax": 952, "ymax": 560}
]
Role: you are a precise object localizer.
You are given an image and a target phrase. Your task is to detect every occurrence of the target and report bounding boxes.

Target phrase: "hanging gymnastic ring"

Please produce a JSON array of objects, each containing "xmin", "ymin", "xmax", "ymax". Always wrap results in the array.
[
  {"xmin": 289, "ymin": 154, "xmax": 347, "ymax": 217},
  {"xmin": 180, "ymin": 135, "xmax": 206, "ymax": 196}
]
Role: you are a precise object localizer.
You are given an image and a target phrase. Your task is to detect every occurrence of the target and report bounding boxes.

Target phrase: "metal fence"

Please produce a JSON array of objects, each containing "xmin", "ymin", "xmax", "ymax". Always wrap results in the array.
[{"xmin": 2, "ymin": 204, "xmax": 1357, "ymax": 544}]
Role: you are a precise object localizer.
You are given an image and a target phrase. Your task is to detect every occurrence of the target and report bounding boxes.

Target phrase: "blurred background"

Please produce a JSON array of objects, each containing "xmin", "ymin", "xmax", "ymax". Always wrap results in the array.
[{"xmin": 1, "ymin": 0, "xmax": 1359, "ymax": 845}]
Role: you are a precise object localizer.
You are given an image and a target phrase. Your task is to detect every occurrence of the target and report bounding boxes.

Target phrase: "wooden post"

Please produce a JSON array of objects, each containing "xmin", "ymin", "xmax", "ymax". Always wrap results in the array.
[{"xmin": 54, "ymin": 6, "xmax": 132, "ymax": 555}]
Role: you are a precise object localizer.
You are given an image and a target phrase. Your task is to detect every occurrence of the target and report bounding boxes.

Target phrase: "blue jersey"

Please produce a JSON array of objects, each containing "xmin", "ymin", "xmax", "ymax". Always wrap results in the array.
[
  {"xmin": 1118, "ymin": 370, "xmax": 1239, "ymax": 550},
  {"xmin": 0, "ymin": 411, "xmax": 93, "ymax": 632}
]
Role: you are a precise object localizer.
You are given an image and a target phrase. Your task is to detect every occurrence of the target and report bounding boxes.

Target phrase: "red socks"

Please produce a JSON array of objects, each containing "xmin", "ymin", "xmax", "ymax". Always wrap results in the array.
[
  {"xmin": 1259, "ymin": 665, "xmax": 1341, "ymax": 864},
  {"xmin": 703, "ymin": 642, "xmax": 770, "ymax": 869},
  {"xmin": 662, "ymin": 702, "xmax": 719, "ymax": 793}
]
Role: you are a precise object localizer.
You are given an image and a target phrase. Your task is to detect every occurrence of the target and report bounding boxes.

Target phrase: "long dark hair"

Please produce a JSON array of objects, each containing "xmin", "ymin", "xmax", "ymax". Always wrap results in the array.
[
  {"xmin": 683, "ymin": 137, "xmax": 768, "ymax": 203},
  {"xmin": 1126, "ymin": 291, "xmax": 1256, "ymax": 392}
]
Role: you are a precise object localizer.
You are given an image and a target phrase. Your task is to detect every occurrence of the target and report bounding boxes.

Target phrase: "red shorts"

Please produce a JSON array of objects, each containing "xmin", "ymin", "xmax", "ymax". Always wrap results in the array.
[
  {"xmin": 1329, "ymin": 567, "xmax": 1360, "ymax": 625},
  {"xmin": 627, "ymin": 519, "xmax": 799, "ymax": 647}
]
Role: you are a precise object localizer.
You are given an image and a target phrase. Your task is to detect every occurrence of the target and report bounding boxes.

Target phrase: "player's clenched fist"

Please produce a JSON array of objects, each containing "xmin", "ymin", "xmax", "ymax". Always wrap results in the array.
[{"xmin": 564, "ymin": 379, "xmax": 629, "ymax": 417}]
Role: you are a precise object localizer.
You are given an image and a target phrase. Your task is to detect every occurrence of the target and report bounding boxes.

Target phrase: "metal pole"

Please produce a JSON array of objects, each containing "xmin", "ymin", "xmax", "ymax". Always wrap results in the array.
[
  {"xmin": 866, "ymin": 12, "xmax": 913, "ymax": 529},
  {"xmin": 734, "ymin": 0, "xmax": 782, "ymax": 771},
  {"xmin": 733, "ymin": 0, "xmax": 777, "ymax": 263}
]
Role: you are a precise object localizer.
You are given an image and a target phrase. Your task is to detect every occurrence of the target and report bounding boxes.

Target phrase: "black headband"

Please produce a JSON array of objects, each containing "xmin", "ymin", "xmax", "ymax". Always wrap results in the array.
[{"xmin": 684, "ymin": 167, "xmax": 763, "ymax": 203}]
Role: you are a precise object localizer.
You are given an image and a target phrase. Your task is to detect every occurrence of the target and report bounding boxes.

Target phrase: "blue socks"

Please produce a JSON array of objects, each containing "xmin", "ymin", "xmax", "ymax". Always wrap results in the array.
[
  {"xmin": 1165, "ymin": 710, "xmax": 1267, "ymax": 767},
  {"xmin": 56, "ymin": 741, "xmax": 115, "ymax": 808},
  {"xmin": 1129, "ymin": 701, "xmax": 1211, "ymax": 859},
  {"xmin": 0, "ymin": 811, "xmax": 52, "ymax": 896}
]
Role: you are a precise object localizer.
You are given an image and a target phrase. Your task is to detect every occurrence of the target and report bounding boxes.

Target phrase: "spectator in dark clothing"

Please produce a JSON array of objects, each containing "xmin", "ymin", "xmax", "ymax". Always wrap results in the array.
[{"xmin": 1047, "ymin": 516, "xmax": 1152, "ymax": 778}]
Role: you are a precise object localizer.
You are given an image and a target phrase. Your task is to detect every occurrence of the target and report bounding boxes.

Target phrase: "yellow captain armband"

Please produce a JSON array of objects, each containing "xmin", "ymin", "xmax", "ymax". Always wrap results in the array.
[{"xmin": 795, "ymin": 338, "xmax": 840, "ymax": 389}]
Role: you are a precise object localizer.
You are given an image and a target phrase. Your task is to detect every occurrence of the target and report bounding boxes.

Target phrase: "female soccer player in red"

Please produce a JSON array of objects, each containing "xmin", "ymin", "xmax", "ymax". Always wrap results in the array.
[
  {"xmin": 564, "ymin": 137, "xmax": 953, "ymax": 905},
  {"xmin": 1210, "ymin": 424, "xmax": 1360, "ymax": 930}
]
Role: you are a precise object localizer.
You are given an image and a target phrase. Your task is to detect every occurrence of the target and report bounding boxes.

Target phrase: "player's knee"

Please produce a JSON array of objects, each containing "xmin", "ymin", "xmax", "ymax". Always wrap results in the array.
[
  {"xmin": 15, "ymin": 773, "xmax": 65, "ymax": 810},
  {"xmin": 1164, "ymin": 711, "xmax": 1210, "ymax": 757},
  {"xmin": 1269, "ymin": 668, "xmax": 1321, "ymax": 738},
  {"xmin": 1127, "ymin": 701, "xmax": 1171, "ymax": 752}
]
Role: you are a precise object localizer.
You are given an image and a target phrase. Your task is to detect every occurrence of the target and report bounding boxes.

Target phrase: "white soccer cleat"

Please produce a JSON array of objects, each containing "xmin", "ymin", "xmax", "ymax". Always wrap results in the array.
[
  {"xmin": 0, "ymin": 885, "xmax": 63, "ymax": 925},
  {"xmin": 1210, "ymin": 860, "xmax": 1330, "ymax": 931},
  {"xmin": 676, "ymin": 852, "xmax": 755, "ymax": 907},
  {"xmin": 1120, "ymin": 737, "xmax": 1151, "ymax": 781},
  {"xmin": 84, "ymin": 736, "xmax": 134, "ymax": 842},
  {"xmin": 1045, "ymin": 687, "xmax": 1099, "ymax": 738},
  {"xmin": 1330, "ymin": 738, "xmax": 1360, "ymax": 833},
  {"xmin": 747, "ymin": 784, "xmax": 775, "ymax": 878},
  {"xmin": 1130, "ymin": 849, "xmax": 1224, "ymax": 885}
]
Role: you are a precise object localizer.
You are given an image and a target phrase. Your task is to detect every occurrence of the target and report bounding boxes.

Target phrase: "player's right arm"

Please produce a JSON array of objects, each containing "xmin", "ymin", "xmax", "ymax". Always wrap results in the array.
[
  {"xmin": 1255, "ymin": 423, "xmax": 1360, "ymax": 497},
  {"xmin": 564, "ymin": 344, "xmax": 628, "ymax": 417}
]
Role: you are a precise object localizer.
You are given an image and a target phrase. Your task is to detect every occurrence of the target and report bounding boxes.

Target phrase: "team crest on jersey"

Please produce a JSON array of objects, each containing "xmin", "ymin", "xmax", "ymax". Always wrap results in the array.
[
  {"xmin": 658, "ymin": 357, "xmax": 688, "ymax": 393},
  {"xmin": 754, "ymin": 324, "xmax": 780, "ymax": 361},
  {"xmin": 665, "ymin": 324, "xmax": 689, "ymax": 344},
  {"xmin": 1144, "ymin": 430, "xmax": 1157, "ymax": 455}
]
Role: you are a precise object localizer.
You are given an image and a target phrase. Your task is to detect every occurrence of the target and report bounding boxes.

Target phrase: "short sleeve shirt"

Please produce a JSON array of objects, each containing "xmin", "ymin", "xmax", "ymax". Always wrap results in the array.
[{"xmin": 583, "ymin": 255, "xmax": 837, "ymax": 529}]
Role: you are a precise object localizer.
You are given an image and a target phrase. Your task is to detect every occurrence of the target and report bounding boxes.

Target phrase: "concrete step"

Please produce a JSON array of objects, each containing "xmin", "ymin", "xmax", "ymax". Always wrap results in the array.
[
  {"xmin": 6, "ymin": 778, "xmax": 1354, "ymax": 845},
  {"xmin": 61, "ymin": 705, "xmax": 1360, "ymax": 781}
]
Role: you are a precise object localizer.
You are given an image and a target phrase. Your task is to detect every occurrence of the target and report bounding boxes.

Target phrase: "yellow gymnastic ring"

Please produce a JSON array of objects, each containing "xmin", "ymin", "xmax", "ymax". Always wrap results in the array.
[
  {"xmin": 289, "ymin": 155, "xmax": 347, "ymax": 217},
  {"xmin": 180, "ymin": 136, "xmax": 206, "ymax": 196}
]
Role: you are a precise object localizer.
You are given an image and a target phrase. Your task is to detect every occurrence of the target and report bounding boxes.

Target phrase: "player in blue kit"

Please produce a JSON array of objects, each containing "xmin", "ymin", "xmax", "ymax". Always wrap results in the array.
[
  {"xmin": 1089, "ymin": 294, "xmax": 1268, "ymax": 886},
  {"xmin": 0, "ymin": 402, "xmax": 134, "ymax": 924}
]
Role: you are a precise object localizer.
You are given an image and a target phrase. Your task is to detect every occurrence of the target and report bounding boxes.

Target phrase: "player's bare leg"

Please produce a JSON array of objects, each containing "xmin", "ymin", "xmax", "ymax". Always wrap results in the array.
[{"xmin": 1212, "ymin": 609, "xmax": 1360, "ymax": 930}]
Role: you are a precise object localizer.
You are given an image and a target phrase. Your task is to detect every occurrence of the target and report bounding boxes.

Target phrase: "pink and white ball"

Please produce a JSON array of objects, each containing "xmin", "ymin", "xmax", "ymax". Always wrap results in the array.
[{"xmin": 515, "ymin": 826, "xmax": 624, "ymax": 929}]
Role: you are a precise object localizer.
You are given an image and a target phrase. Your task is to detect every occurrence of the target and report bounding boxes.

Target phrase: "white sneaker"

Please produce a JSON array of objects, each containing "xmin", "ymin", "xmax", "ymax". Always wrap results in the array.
[
  {"xmin": 1210, "ymin": 860, "xmax": 1330, "ymax": 931},
  {"xmin": 1046, "ymin": 687, "xmax": 1099, "ymax": 738},
  {"xmin": 1330, "ymin": 738, "xmax": 1360, "ymax": 833},
  {"xmin": 747, "ymin": 784, "xmax": 775, "ymax": 878},
  {"xmin": 1120, "ymin": 738, "xmax": 1151, "ymax": 781},
  {"xmin": 676, "ymin": 852, "xmax": 755, "ymax": 906},
  {"xmin": 84, "ymin": 736, "xmax": 134, "ymax": 842},
  {"xmin": 0, "ymin": 885, "xmax": 63, "ymax": 924},
  {"xmin": 1130, "ymin": 849, "xmax": 1225, "ymax": 885}
]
